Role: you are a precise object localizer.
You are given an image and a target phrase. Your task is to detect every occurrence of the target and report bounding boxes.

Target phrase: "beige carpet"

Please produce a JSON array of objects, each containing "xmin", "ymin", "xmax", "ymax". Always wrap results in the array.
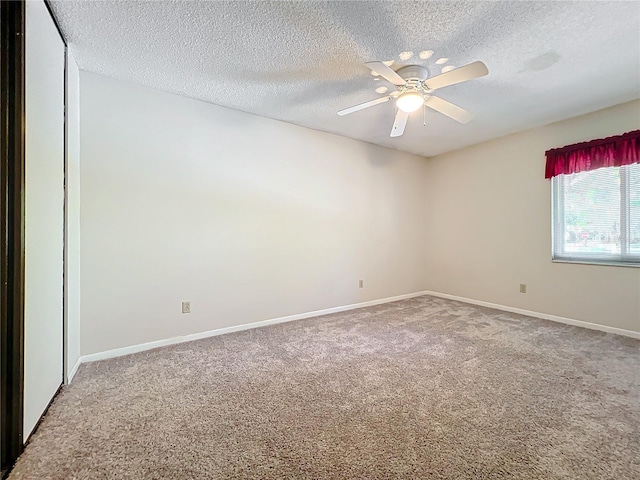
[{"xmin": 10, "ymin": 295, "xmax": 640, "ymax": 479}]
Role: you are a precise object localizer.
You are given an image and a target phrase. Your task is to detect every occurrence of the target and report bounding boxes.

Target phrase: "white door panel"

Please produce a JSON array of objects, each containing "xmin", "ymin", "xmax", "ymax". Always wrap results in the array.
[{"xmin": 24, "ymin": 0, "xmax": 65, "ymax": 439}]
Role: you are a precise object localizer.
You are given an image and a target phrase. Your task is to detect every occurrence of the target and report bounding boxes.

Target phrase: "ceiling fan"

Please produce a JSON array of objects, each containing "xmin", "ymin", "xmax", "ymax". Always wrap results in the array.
[{"xmin": 337, "ymin": 60, "xmax": 489, "ymax": 137}]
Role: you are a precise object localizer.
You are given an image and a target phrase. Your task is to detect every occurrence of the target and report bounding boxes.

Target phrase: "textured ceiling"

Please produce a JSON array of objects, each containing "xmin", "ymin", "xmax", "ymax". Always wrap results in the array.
[{"xmin": 50, "ymin": 1, "xmax": 640, "ymax": 157}]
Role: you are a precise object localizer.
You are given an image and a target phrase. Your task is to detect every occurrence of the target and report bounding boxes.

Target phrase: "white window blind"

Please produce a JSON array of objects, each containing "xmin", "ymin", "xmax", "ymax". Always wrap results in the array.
[{"xmin": 552, "ymin": 163, "xmax": 640, "ymax": 266}]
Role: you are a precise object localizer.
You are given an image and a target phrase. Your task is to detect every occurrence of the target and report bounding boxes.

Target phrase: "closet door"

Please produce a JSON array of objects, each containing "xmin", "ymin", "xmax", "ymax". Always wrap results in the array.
[{"xmin": 23, "ymin": 0, "xmax": 65, "ymax": 439}]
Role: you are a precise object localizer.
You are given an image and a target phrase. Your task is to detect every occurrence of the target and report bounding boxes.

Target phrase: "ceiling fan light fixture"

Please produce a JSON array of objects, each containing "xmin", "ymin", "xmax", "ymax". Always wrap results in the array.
[
  {"xmin": 338, "ymin": 60, "xmax": 489, "ymax": 136},
  {"xmin": 396, "ymin": 92, "xmax": 424, "ymax": 113}
]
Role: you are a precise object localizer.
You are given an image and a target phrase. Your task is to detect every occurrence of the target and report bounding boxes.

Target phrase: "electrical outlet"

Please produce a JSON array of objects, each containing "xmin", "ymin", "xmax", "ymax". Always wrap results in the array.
[
  {"xmin": 359, "ymin": 279, "xmax": 364, "ymax": 288},
  {"xmin": 181, "ymin": 301, "xmax": 191, "ymax": 314},
  {"xmin": 519, "ymin": 284, "xmax": 527, "ymax": 294}
]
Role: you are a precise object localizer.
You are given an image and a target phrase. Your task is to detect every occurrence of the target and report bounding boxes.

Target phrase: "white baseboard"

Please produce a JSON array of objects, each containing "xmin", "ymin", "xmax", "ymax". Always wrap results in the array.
[
  {"xmin": 423, "ymin": 290, "xmax": 640, "ymax": 339},
  {"xmin": 66, "ymin": 357, "xmax": 82, "ymax": 384},
  {"xmin": 76, "ymin": 288, "xmax": 639, "ymax": 370},
  {"xmin": 79, "ymin": 290, "xmax": 430, "ymax": 364}
]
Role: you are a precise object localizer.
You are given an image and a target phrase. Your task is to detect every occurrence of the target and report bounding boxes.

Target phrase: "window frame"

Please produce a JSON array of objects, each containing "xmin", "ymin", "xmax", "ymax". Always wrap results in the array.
[{"xmin": 551, "ymin": 164, "xmax": 640, "ymax": 268}]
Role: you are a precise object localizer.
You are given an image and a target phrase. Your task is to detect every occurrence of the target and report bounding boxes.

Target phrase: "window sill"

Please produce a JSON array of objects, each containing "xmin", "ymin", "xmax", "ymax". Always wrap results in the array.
[{"xmin": 552, "ymin": 258, "xmax": 640, "ymax": 268}]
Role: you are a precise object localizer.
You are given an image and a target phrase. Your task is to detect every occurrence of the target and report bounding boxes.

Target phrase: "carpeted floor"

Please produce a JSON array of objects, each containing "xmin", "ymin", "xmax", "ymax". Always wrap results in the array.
[{"xmin": 9, "ymin": 295, "xmax": 640, "ymax": 479}]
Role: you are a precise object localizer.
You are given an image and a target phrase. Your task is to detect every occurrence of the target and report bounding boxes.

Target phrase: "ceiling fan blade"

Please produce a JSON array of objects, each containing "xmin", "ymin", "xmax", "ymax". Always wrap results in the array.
[
  {"xmin": 425, "ymin": 96, "xmax": 474, "ymax": 124},
  {"xmin": 424, "ymin": 61, "xmax": 488, "ymax": 91},
  {"xmin": 337, "ymin": 96, "xmax": 391, "ymax": 116},
  {"xmin": 366, "ymin": 61, "xmax": 406, "ymax": 86},
  {"xmin": 390, "ymin": 109, "xmax": 409, "ymax": 137}
]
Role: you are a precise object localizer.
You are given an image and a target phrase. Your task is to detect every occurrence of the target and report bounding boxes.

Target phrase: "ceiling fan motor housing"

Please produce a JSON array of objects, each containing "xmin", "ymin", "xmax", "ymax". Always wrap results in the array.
[
  {"xmin": 396, "ymin": 65, "xmax": 430, "ymax": 94},
  {"xmin": 397, "ymin": 65, "xmax": 429, "ymax": 82}
]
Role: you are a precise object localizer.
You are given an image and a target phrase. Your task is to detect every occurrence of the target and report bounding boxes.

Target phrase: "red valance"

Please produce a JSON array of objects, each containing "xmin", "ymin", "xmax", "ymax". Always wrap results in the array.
[{"xmin": 544, "ymin": 130, "xmax": 640, "ymax": 179}]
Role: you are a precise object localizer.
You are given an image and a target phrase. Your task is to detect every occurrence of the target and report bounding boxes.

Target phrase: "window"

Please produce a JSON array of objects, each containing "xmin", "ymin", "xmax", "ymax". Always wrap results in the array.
[{"xmin": 552, "ymin": 163, "xmax": 639, "ymax": 266}]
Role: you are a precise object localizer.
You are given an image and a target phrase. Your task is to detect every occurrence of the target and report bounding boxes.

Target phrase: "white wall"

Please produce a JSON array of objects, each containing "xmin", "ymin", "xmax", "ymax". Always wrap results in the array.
[
  {"xmin": 79, "ymin": 72, "xmax": 639, "ymax": 356},
  {"xmin": 425, "ymin": 100, "xmax": 640, "ymax": 333},
  {"xmin": 24, "ymin": 0, "xmax": 65, "ymax": 438},
  {"xmin": 79, "ymin": 72, "xmax": 430, "ymax": 356},
  {"xmin": 65, "ymin": 51, "xmax": 81, "ymax": 382}
]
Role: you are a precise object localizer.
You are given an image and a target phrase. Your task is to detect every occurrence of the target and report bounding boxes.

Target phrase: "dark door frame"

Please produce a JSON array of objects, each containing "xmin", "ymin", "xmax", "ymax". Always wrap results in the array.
[{"xmin": 0, "ymin": 0, "xmax": 26, "ymax": 475}]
